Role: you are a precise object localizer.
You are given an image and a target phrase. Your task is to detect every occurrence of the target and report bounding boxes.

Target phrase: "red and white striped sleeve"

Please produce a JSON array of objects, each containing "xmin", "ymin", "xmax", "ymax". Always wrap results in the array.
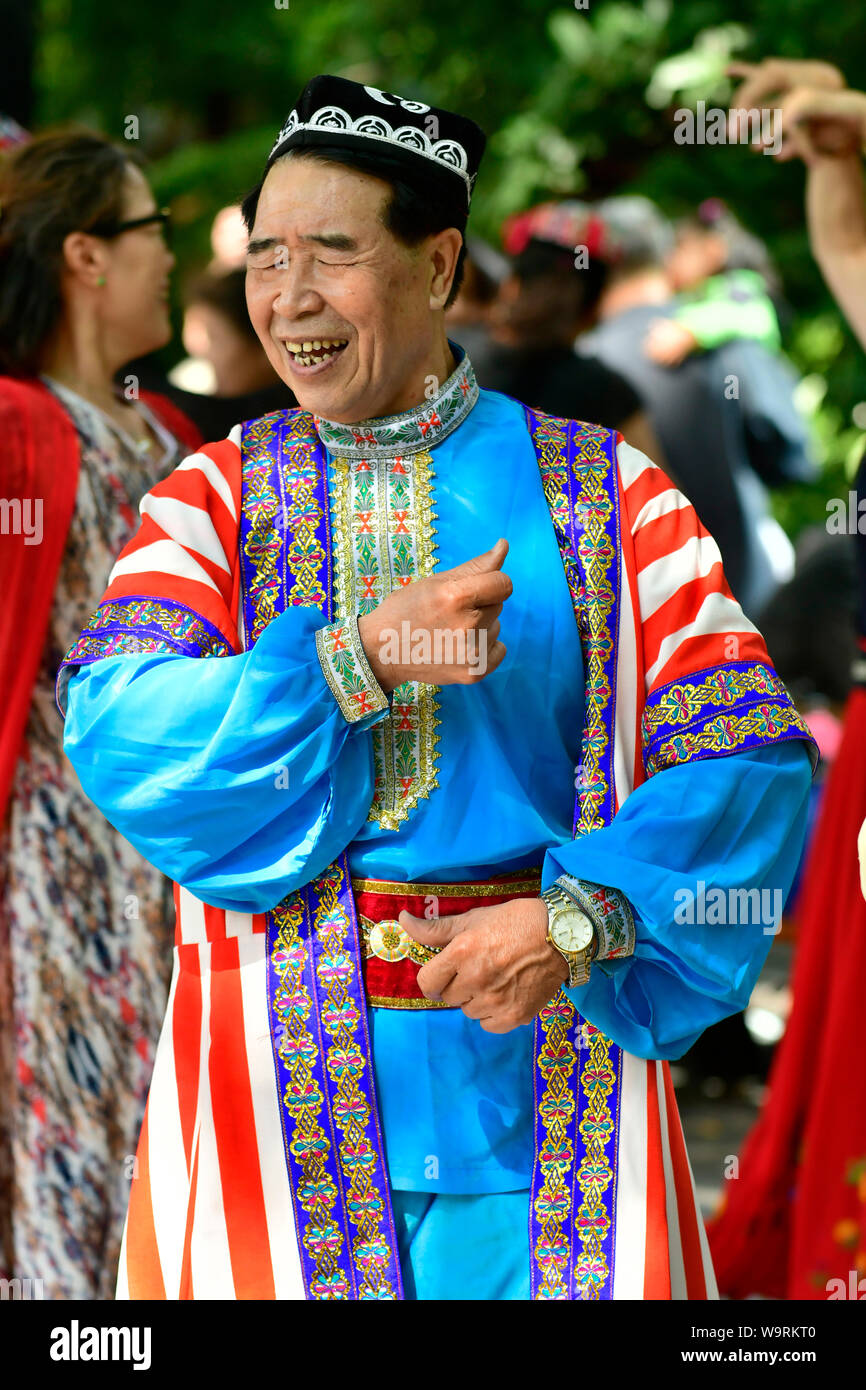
[
  {"xmin": 102, "ymin": 427, "xmax": 245, "ymax": 649},
  {"xmin": 615, "ymin": 439, "xmax": 816, "ymax": 779},
  {"xmin": 55, "ymin": 429, "xmax": 246, "ymax": 713},
  {"xmin": 56, "ymin": 423, "xmax": 389, "ymax": 730},
  {"xmin": 617, "ymin": 439, "xmax": 768, "ymax": 692}
]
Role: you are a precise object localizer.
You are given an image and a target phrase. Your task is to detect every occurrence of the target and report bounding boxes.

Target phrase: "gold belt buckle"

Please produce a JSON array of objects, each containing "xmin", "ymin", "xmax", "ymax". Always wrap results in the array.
[{"xmin": 358, "ymin": 914, "xmax": 441, "ymax": 966}]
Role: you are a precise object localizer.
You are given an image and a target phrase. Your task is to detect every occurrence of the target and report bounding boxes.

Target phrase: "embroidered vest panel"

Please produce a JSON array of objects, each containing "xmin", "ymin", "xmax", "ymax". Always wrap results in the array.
[{"xmin": 329, "ymin": 449, "xmax": 440, "ymax": 831}]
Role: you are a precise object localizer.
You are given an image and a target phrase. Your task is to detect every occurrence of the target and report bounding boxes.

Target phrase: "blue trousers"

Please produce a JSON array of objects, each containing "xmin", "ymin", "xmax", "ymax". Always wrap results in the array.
[{"xmin": 391, "ymin": 1190, "xmax": 531, "ymax": 1300}]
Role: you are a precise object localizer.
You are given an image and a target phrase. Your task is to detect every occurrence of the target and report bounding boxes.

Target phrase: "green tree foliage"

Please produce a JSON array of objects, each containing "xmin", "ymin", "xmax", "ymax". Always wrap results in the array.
[{"xmin": 31, "ymin": 0, "xmax": 866, "ymax": 535}]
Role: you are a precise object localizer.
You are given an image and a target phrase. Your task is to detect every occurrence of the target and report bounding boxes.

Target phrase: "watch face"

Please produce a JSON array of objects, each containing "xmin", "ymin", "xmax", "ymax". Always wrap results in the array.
[{"xmin": 551, "ymin": 907, "xmax": 594, "ymax": 954}]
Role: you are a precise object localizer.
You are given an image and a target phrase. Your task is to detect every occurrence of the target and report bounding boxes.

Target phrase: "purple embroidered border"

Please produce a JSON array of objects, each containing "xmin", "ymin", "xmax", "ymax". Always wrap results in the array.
[
  {"xmin": 241, "ymin": 410, "xmax": 403, "ymax": 1301},
  {"xmin": 526, "ymin": 411, "xmax": 623, "ymax": 1301},
  {"xmin": 238, "ymin": 410, "xmax": 332, "ymax": 646},
  {"xmin": 561, "ymin": 421, "xmax": 620, "ymax": 835},
  {"xmin": 642, "ymin": 659, "xmax": 819, "ymax": 776},
  {"xmin": 55, "ymin": 595, "xmax": 233, "ymax": 716},
  {"xmin": 266, "ymin": 855, "xmax": 403, "ymax": 1299}
]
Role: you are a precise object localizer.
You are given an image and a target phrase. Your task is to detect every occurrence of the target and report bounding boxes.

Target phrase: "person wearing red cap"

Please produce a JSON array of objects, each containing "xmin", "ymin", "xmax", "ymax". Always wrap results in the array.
[{"xmin": 469, "ymin": 200, "xmax": 664, "ymax": 466}]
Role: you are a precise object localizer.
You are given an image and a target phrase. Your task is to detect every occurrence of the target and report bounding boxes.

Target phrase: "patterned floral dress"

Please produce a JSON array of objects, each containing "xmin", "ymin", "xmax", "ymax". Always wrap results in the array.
[{"xmin": 0, "ymin": 380, "xmax": 184, "ymax": 1299}]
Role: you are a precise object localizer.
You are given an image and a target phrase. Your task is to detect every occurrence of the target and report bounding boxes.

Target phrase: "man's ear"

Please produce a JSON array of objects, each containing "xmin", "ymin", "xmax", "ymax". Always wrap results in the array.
[
  {"xmin": 428, "ymin": 227, "xmax": 464, "ymax": 310},
  {"xmin": 61, "ymin": 231, "xmax": 110, "ymax": 288}
]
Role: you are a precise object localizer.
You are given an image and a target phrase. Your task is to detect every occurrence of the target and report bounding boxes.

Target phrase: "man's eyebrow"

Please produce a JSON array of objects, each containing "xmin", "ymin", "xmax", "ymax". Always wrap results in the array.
[
  {"xmin": 298, "ymin": 232, "xmax": 358, "ymax": 251},
  {"xmin": 246, "ymin": 236, "xmax": 282, "ymax": 256},
  {"xmin": 246, "ymin": 232, "xmax": 360, "ymax": 256}
]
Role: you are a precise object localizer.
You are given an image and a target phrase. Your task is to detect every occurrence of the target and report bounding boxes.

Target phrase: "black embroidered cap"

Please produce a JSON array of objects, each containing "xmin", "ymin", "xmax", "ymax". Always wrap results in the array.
[{"xmin": 266, "ymin": 75, "xmax": 486, "ymax": 210}]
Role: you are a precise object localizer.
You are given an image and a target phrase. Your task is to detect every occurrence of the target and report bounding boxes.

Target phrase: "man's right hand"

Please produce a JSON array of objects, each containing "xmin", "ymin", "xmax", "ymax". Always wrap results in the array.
[{"xmin": 357, "ymin": 537, "xmax": 512, "ymax": 693}]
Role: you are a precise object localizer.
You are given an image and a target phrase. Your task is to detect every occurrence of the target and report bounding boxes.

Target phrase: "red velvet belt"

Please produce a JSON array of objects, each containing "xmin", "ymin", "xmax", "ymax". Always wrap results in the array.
[{"xmin": 352, "ymin": 867, "xmax": 544, "ymax": 1009}]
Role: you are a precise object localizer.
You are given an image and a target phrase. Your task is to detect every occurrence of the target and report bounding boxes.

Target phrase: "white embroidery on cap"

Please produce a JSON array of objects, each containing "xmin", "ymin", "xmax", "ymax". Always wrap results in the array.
[{"xmin": 269, "ymin": 104, "xmax": 472, "ymax": 196}]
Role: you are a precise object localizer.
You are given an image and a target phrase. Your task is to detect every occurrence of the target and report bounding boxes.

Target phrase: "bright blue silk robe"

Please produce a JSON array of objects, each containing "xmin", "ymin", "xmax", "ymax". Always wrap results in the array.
[{"xmin": 62, "ymin": 388, "xmax": 812, "ymax": 1193}]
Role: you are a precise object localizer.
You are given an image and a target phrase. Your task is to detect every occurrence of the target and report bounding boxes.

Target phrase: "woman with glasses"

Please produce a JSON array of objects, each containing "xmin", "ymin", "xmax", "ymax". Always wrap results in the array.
[{"xmin": 0, "ymin": 130, "xmax": 201, "ymax": 1298}]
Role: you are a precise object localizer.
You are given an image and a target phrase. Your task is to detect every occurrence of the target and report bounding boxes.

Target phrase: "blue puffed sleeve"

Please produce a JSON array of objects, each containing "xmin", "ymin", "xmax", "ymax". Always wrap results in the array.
[
  {"xmin": 62, "ymin": 606, "xmax": 388, "ymax": 913},
  {"xmin": 542, "ymin": 740, "xmax": 812, "ymax": 1060}
]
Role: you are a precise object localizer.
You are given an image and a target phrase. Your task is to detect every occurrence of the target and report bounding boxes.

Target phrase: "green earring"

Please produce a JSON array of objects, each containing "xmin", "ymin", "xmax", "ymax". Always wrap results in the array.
[{"xmin": 96, "ymin": 275, "xmax": 106, "ymax": 286}]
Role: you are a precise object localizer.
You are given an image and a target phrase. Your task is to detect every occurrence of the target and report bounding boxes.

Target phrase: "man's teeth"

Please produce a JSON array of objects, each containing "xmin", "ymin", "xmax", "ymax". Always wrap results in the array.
[{"xmin": 285, "ymin": 337, "xmax": 348, "ymax": 366}]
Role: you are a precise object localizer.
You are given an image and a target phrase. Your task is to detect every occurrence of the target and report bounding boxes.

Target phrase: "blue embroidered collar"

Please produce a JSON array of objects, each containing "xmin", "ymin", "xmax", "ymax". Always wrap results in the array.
[{"xmin": 314, "ymin": 344, "xmax": 479, "ymax": 459}]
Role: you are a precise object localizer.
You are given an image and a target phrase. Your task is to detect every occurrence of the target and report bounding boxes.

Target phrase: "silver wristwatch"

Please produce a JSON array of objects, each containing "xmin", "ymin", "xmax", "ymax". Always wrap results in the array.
[{"xmin": 540, "ymin": 884, "xmax": 597, "ymax": 988}]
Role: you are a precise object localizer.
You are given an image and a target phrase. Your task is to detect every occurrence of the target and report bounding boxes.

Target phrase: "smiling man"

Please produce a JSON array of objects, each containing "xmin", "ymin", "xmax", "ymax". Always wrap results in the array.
[
  {"xmin": 56, "ymin": 75, "xmax": 817, "ymax": 1302},
  {"xmin": 244, "ymin": 152, "xmax": 462, "ymax": 422}
]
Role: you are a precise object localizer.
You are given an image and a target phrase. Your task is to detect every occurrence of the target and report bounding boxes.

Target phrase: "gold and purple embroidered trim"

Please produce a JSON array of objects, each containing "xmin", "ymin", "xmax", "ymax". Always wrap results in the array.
[
  {"xmin": 642, "ymin": 661, "xmax": 818, "ymax": 777},
  {"xmin": 240, "ymin": 411, "xmax": 328, "ymax": 647},
  {"xmin": 527, "ymin": 409, "xmax": 623, "ymax": 1301},
  {"xmin": 55, "ymin": 596, "xmax": 233, "ymax": 715},
  {"xmin": 267, "ymin": 855, "xmax": 402, "ymax": 1299}
]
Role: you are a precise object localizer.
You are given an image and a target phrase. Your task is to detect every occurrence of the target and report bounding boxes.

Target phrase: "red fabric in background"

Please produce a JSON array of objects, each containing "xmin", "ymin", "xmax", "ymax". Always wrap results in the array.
[
  {"xmin": 0, "ymin": 377, "xmax": 80, "ymax": 833},
  {"xmin": 140, "ymin": 389, "xmax": 203, "ymax": 459},
  {"xmin": 0, "ymin": 376, "xmax": 202, "ymax": 835},
  {"xmin": 707, "ymin": 687, "xmax": 866, "ymax": 1299}
]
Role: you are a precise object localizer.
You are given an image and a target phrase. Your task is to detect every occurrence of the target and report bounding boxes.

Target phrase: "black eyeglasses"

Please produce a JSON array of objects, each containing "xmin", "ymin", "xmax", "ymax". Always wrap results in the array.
[{"xmin": 88, "ymin": 208, "xmax": 172, "ymax": 244}]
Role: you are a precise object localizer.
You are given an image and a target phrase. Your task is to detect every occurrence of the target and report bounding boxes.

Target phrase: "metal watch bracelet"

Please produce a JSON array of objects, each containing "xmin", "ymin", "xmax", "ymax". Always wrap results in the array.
[{"xmin": 553, "ymin": 875, "xmax": 636, "ymax": 962}]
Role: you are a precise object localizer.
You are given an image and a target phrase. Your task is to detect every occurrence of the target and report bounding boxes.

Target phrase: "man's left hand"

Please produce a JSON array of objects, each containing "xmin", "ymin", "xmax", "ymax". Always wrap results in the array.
[{"xmin": 399, "ymin": 897, "xmax": 568, "ymax": 1034}]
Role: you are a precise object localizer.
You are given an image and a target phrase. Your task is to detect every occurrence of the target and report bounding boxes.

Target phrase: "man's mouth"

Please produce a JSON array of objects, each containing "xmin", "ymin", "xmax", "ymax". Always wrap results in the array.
[{"xmin": 283, "ymin": 338, "xmax": 348, "ymax": 368}]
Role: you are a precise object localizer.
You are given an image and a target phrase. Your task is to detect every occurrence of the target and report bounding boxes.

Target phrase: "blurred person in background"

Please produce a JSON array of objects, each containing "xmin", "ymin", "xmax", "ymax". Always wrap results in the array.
[
  {"xmin": 650, "ymin": 199, "xmax": 816, "ymax": 516},
  {"xmin": 470, "ymin": 201, "xmax": 664, "ymax": 461},
  {"xmin": 647, "ymin": 196, "xmax": 784, "ymax": 367},
  {"xmin": 708, "ymin": 56, "xmax": 866, "ymax": 1302},
  {"xmin": 578, "ymin": 194, "xmax": 813, "ymax": 618},
  {"xmin": 0, "ymin": 130, "xmax": 201, "ymax": 1298},
  {"xmin": 206, "ymin": 203, "xmax": 249, "ymax": 273}
]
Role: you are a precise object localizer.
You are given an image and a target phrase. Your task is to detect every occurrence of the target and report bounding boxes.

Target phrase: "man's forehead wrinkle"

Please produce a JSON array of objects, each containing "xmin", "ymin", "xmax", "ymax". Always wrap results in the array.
[
  {"xmin": 251, "ymin": 189, "xmax": 377, "ymax": 242},
  {"xmin": 249, "ymin": 207, "xmax": 384, "ymax": 252}
]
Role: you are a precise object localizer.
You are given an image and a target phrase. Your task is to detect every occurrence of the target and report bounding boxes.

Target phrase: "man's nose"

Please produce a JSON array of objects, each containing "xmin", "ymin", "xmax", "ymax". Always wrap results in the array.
[{"xmin": 273, "ymin": 259, "xmax": 322, "ymax": 317}]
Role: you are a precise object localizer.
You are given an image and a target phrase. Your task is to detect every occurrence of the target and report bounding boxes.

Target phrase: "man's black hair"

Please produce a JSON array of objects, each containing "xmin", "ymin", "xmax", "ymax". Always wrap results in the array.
[{"xmin": 241, "ymin": 145, "xmax": 468, "ymax": 308}]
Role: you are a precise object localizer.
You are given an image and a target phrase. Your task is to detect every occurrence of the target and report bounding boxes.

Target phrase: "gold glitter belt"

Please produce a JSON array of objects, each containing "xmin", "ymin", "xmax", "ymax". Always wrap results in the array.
[{"xmin": 351, "ymin": 867, "xmax": 544, "ymax": 1009}]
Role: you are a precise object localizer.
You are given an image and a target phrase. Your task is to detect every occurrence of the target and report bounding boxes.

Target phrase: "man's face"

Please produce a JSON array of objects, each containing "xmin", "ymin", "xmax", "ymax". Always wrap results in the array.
[{"xmin": 245, "ymin": 155, "xmax": 442, "ymax": 422}]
